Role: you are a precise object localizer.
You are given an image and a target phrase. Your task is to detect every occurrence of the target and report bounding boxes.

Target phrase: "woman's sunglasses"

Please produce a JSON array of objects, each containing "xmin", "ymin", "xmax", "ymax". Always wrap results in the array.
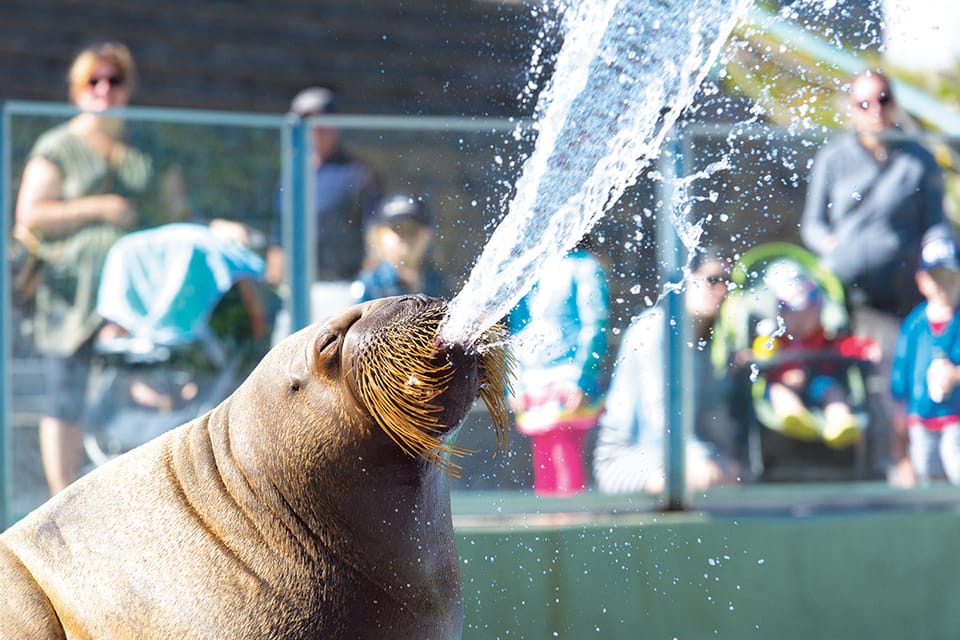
[
  {"xmin": 88, "ymin": 75, "xmax": 125, "ymax": 88},
  {"xmin": 700, "ymin": 274, "xmax": 728, "ymax": 287}
]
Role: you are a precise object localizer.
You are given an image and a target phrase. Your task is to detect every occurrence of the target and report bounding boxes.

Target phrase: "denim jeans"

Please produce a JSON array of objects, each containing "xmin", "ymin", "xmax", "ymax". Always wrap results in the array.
[{"xmin": 908, "ymin": 424, "xmax": 960, "ymax": 485}]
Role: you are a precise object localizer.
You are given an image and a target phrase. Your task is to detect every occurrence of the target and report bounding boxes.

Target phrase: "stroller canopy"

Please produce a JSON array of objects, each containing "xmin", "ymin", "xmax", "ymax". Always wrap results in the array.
[{"xmin": 97, "ymin": 223, "xmax": 265, "ymax": 346}]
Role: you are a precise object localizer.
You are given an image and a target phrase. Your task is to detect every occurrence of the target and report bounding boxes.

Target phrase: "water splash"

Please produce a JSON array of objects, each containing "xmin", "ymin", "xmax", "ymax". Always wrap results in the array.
[{"xmin": 441, "ymin": 0, "xmax": 751, "ymax": 346}]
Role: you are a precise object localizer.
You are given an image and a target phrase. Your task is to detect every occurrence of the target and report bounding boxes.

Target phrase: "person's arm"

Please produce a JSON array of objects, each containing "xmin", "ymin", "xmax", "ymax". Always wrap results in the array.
[
  {"xmin": 15, "ymin": 155, "xmax": 136, "ymax": 237},
  {"xmin": 799, "ymin": 147, "xmax": 835, "ymax": 255},
  {"xmin": 571, "ymin": 257, "xmax": 610, "ymax": 406},
  {"xmin": 919, "ymin": 151, "xmax": 946, "ymax": 232},
  {"xmin": 234, "ymin": 279, "xmax": 267, "ymax": 340},
  {"xmin": 158, "ymin": 164, "xmax": 191, "ymax": 223},
  {"xmin": 597, "ymin": 320, "xmax": 658, "ymax": 447},
  {"xmin": 889, "ymin": 318, "xmax": 913, "ymax": 404}
]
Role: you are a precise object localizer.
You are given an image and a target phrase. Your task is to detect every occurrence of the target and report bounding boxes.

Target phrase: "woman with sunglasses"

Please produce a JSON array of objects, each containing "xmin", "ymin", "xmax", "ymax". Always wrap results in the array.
[
  {"xmin": 593, "ymin": 245, "xmax": 742, "ymax": 495},
  {"xmin": 15, "ymin": 41, "xmax": 188, "ymax": 495},
  {"xmin": 800, "ymin": 68, "xmax": 946, "ymax": 486}
]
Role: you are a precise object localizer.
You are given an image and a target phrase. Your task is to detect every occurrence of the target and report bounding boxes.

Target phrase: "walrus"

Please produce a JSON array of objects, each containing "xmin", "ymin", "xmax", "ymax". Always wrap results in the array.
[{"xmin": 0, "ymin": 294, "xmax": 512, "ymax": 639}]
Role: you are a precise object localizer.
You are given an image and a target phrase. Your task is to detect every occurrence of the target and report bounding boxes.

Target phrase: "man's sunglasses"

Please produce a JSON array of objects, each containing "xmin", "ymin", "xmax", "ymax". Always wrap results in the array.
[{"xmin": 856, "ymin": 94, "xmax": 891, "ymax": 111}]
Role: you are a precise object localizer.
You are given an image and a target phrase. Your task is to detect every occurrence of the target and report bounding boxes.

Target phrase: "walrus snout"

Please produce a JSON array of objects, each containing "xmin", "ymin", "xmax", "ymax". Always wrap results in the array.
[
  {"xmin": 336, "ymin": 295, "xmax": 512, "ymax": 474},
  {"xmin": 351, "ymin": 293, "xmax": 443, "ymax": 332},
  {"xmin": 344, "ymin": 294, "xmax": 478, "ymax": 427}
]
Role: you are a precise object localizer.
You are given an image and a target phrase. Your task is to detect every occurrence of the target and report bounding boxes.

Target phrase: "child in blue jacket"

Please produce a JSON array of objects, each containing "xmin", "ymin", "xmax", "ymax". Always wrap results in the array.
[{"xmin": 891, "ymin": 225, "xmax": 960, "ymax": 485}]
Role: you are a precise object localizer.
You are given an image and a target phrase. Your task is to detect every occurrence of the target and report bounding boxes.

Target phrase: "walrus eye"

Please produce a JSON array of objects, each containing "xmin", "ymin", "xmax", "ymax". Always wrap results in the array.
[{"xmin": 288, "ymin": 379, "xmax": 302, "ymax": 394}]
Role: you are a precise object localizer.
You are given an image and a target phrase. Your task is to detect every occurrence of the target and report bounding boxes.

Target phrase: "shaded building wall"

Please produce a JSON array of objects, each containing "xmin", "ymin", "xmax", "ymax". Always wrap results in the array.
[{"xmin": 0, "ymin": 0, "xmax": 543, "ymax": 117}]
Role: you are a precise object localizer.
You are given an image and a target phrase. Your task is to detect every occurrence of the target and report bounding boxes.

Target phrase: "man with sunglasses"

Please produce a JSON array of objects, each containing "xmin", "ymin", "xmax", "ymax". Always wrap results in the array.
[{"xmin": 800, "ymin": 69, "xmax": 946, "ymax": 485}]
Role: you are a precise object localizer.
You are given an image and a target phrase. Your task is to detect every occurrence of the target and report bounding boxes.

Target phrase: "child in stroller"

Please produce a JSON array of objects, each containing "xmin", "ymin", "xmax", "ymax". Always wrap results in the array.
[
  {"xmin": 713, "ymin": 243, "xmax": 879, "ymax": 480},
  {"xmin": 83, "ymin": 222, "xmax": 268, "ymax": 466}
]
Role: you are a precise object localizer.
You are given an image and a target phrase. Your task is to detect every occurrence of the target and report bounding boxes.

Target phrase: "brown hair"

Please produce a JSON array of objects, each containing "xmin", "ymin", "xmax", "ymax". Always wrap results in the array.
[{"xmin": 67, "ymin": 41, "xmax": 137, "ymax": 102}]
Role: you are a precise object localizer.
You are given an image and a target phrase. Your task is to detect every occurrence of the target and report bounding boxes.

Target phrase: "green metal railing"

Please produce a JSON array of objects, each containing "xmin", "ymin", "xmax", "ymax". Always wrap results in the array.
[{"xmin": 3, "ymin": 102, "xmax": 960, "ymax": 528}]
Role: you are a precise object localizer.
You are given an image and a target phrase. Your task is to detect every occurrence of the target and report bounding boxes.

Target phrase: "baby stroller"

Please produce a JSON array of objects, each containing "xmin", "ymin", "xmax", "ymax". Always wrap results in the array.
[
  {"xmin": 82, "ymin": 223, "xmax": 268, "ymax": 466},
  {"xmin": 712, "ymin": 242, "xmax": 877, "ymax": 481}
]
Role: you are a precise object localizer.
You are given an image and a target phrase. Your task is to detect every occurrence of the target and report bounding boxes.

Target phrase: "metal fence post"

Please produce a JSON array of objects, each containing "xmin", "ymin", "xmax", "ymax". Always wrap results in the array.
[
  {"xmin": 282, "ymin": 114, "xmax": 311, "ymax": 332},
  {"xmin": 1, "ymin": 105, "xmax": 10, "ymax": 528},
  {"xmin": 658, "ymin": 127, "xmax": 691, "ymax": 511}
]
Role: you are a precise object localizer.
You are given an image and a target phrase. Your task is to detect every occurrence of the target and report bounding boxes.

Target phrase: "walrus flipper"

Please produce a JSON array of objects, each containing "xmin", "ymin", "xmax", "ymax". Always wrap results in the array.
[{"xmin": 0, "ymin": 541, "xmax": 65, "ymax": 639}]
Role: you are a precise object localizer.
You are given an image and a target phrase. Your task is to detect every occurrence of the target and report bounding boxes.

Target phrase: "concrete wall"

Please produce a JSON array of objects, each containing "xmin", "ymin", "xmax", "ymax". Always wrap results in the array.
[{"xmin": 456, "ymin": 509, "xmax": 960, "ymax": 639}]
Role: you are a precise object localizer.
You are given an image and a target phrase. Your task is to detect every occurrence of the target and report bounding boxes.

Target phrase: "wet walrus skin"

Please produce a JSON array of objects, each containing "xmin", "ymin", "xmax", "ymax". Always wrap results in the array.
[{"xmin": 0, "ymin": 295, "xmax": 510, "ymax": 639}]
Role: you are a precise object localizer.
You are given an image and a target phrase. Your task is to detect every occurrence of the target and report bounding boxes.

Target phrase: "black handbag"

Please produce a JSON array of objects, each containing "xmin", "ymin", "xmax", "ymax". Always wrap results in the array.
[{"xmin": 9, "ymin": 223, "xmax": 43, "ymax": 309}]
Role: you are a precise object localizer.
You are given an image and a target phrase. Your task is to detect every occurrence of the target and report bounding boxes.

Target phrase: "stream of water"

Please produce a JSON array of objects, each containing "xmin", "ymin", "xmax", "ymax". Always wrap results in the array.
[{"xmin": 440, "ymin": 0, "xmax": 752, "ymax": 346}]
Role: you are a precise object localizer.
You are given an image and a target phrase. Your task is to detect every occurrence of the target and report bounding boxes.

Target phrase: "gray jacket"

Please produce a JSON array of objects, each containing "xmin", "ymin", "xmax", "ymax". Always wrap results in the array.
[{"xmin": 800, "ymin": 131, "xmax": 944, "ymax": 315}]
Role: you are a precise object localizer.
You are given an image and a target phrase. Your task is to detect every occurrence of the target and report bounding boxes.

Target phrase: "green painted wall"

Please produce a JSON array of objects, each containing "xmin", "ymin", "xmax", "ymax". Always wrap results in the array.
[{"xmin": 456, "ymin": 510, "xmax": 960, "ymax": 639}]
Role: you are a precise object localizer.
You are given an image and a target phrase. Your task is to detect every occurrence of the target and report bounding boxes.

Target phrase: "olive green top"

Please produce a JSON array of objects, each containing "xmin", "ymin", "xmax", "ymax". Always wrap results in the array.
[{"xmin": 28, "ymin": 123, "xmax": 168, "ymax": 356}]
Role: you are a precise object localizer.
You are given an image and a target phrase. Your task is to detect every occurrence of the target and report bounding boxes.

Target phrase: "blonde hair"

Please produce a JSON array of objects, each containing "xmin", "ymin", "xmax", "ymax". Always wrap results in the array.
[{"xmin": 67, "ymin": 41, "xmax": 137, "ymax": 102}]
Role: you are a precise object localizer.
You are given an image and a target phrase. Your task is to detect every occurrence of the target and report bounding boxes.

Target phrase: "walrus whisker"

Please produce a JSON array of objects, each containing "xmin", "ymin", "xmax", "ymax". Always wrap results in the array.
[
  {"xmin": 472, "ymin": 323, "xmax": 514, "ymax": 456},
  {"xmin": 351, "ymin": 302, "xmax": 513, "ymax": 477}
]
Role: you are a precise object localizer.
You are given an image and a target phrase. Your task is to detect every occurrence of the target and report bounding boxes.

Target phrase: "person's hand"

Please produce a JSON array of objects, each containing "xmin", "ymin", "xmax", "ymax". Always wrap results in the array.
[
  {"xmin": 887, "ymin": 457, "xmax": 916, "ymax": 489},
  {"xmin": 780, "ymin": 367, "xmax": 806, "ymax": 388},
  {"xmin": 687, "ymin": 459, "xmax": 724, "ymax": 492},
  {"xmin": 926, "ymin": 358, "xmax": 955, "ymax": 403},
  {"xmin": 563, "ymin": 389, "xmax": 586, "ymax": 412},
  {"xmin": 507, "ymin": 395, "xmax": 527, "ymax": 413},
  {"xmin": 97, "ymin": 194, "xmax": 138, "ymax": 229},
  {"xmin": 731, "ymin": 348, "xmax": 754, "ymax": 367},
  {"xmin": 646, "ymin": 461, "xmax": 724, "ymax": 494},
  {"xmin": 209, "ymin": 218, "xmax": 252, "ymax": 245},
  {"xmin": 644, "ymin": 459, "xmax": 737, "ymax": 495},
  {"xmin": 822, "ymin": 234, "xmax": 837, "ymax": 254}
]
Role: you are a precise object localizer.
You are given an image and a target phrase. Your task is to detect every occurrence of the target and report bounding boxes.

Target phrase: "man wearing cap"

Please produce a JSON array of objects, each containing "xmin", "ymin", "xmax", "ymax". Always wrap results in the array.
[
  {"xmin": 269, "ymin": 87, "xmax": 382, "ymax": 313},
  {"xmin": 891, "ymin": 224, "xmax": 960, "ymax": 486},
  {"xmin": 351, "ymin": 193, "xmax": 445, "ymax": 302}
]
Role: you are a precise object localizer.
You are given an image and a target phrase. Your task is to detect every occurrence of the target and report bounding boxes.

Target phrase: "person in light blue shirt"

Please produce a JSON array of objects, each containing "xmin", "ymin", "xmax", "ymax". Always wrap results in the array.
[
  {"xmin": 593, "ymin": 246, "xmax": 741, "ymax": 495},
  {"xmin": 96, "ymin": 222, "xmax": 266, "ymax": 346},
  {"xmin": 509, "ymin": 234, "xmax": 609, "ymax": 496}
]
